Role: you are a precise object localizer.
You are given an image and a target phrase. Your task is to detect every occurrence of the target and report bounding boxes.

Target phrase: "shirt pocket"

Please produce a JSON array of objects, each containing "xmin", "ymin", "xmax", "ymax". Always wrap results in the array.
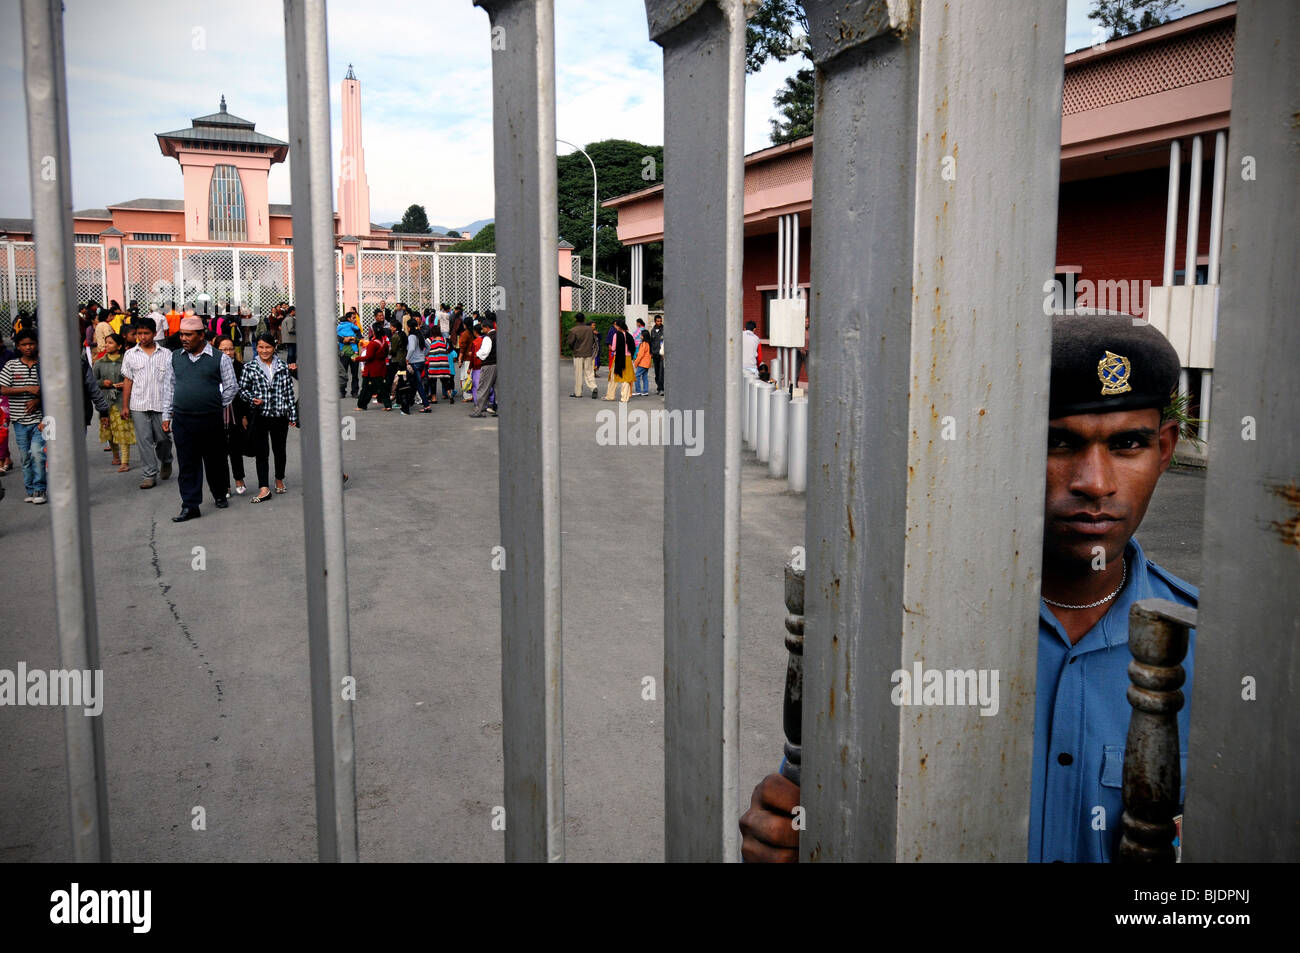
[{"xmin": 1096, "ymin": 744, "xmax": 1125, "ymax": 862}]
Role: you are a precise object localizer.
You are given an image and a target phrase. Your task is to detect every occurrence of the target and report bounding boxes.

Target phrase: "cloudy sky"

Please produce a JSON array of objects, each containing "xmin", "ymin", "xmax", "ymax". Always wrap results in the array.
[{"xmin": 0, "ymin": 0, "xmax": 1224, "ymax": 228}]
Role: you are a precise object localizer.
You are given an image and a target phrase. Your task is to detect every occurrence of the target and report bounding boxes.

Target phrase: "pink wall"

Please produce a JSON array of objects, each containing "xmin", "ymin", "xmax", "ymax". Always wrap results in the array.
[{"xmin": 177, "ymin": 149, "xmax": 273, "ymax": 243}]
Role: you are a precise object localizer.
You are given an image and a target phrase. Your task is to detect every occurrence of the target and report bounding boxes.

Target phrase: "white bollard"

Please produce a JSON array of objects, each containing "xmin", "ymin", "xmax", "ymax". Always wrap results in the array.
[
  {"xmin": 743, "ymin": 370, "xmax": 755, "ymax": 446},
  {"xmin": 788, "ymin": 395, "xmax": 808, "ymax": 493},
  {"xmin": 756, "ymin": 382, "xmax": 774, "ymax": 462},
  {"xmin": 745, "ymin": 376, "xmax": 759, "ymax": 449},
  {"xmin": 769, "ymin": 388, "xmax": 790, "ymax": 478}
]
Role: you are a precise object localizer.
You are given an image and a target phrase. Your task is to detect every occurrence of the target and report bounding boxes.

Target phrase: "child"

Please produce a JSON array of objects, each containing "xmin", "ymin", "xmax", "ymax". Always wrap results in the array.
[
  {"xmin": 634, "ymin": 330, "xmax": 652, "ymax": 396},
  {"xmin": 338, "ymin": 336, "xmax": 357, "ymax": 398},
  {"xmin": 391, "ymin": 365, "xmax": 415, "ymax": 415}
]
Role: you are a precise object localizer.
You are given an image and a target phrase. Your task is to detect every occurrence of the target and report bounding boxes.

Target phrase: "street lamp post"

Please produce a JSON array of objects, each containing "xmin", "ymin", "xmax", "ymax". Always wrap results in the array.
[{"xmin": 557, "ymin": 138, "xmax": 596, "ymax": 308}]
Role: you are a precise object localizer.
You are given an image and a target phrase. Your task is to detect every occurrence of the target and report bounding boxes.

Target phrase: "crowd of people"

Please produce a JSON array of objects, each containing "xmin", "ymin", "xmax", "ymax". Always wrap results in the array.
[
  {"xmin": 1, "ymin": 299, "xmax": 311, "ymax": 515},
  {"xmin": 1, "ymin": 296, "xmax": 667, "ymax": 512},
  {"xmin": 566, "ymin": 312, "xmax": 664, "ymax": 401},
  {"xmin": 335, "ymin": 300, "xmax": 499, "ymax": 418}
]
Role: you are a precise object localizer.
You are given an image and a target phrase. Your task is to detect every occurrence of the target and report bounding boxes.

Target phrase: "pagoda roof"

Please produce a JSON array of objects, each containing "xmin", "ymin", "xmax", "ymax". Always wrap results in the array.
[{"xmin": 157, "ymin": 95, "xmax": 288, "ymax": 162}]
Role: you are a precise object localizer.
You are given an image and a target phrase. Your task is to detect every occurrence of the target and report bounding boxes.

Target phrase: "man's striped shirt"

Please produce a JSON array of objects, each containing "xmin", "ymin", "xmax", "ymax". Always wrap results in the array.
[
  {"xmin": 0, "ymin": 358, "xmax": 41, "ymax": 425},
  {"xmin": 121, "ymin": 343, "xmax": 173, "ymax": 413}
]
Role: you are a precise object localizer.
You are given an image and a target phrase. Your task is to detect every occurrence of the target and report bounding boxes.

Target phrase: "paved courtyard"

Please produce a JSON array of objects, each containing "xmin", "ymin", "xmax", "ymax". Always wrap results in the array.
[{"xmin": 0, "ymin": 361, "xmax": 1205, "ymax": 862}]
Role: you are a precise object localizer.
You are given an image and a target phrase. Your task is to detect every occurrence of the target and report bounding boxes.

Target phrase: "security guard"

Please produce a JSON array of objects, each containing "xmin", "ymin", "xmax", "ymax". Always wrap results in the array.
[
  {"xmin": 739, "ymin": 313, "xmax": 1196, "ymax": 863},
  {"xmin": 1032, "ymin": 313, "xmax": 1195, "ymax": 862}
]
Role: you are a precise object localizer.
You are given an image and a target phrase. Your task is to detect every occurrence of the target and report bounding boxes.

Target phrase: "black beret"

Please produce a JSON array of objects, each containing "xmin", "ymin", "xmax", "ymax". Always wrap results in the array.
[{"xmin": 1050, "ymin": 313, "xmax": 1181, "ymax": 418}]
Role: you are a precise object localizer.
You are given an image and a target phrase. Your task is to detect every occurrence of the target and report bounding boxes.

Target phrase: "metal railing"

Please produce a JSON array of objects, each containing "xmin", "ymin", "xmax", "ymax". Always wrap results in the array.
[
  {"xmin": 1, "ymin": 240, "xmax": 104, "ymax": 337},
  {"xmin": 19, "ymin": 0, "xmax": 1297, "ymax": 864},
  {"xmin": 569, "ymin": 255, "xmax": 629, "ymax": 315},
  {"xmin": 123, "ymin": 243, "xmax": 296, "ymax": 316}
]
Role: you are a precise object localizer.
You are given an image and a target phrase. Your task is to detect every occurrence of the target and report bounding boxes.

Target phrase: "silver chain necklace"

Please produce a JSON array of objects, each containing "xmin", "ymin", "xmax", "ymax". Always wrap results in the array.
[{"xmin": 1043, "ymin": 557, "xmax": 1126, "ymax": 610}]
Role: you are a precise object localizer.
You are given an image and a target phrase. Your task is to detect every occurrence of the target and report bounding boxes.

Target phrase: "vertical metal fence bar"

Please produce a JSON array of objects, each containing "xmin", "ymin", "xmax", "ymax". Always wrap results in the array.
[
  {"xmin": 282, "ymin": 0, "xmax": 359, "ymax": 863},
  {"xmin": 475, "ymin": 0, "xmax": 565, "ymax": 863},
  {"xmin": 1186, "ymin": 0, "xmax": 1299, "ymax": 862},
  {"xmin": 801, "ymin": 0, "xmax": 1064, "ymax": 861},
  {"xmin": 232, "ymin": 248, "xmax": 242, "ymax": 309},
  {"xmin": 646, "ymin": 0, "xmax": 745, "ymax": 862},
  {"xmin": 20, "ymin": 0, "xmax": 111, "ymax": 862},
  {"xmin": 6, "ymin": 242, "xmax": 17, "ymax": 321}
]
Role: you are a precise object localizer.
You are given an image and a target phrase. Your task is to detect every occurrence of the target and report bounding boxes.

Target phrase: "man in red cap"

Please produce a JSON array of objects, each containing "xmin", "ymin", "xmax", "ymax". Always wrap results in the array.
[{"xmin": 161, "ymin": 315, "xmax": 240, "ymax": 521}]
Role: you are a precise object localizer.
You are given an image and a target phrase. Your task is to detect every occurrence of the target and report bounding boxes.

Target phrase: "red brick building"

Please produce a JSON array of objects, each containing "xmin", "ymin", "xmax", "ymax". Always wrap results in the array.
[{"xmin": 606, "ymin": 2, "xmax": 1235, "ymax": 424}]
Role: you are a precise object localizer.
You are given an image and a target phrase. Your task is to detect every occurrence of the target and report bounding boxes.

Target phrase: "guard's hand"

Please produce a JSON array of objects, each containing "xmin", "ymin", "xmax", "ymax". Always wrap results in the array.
[
  {"xmin": 162, "ymin": 420, "xmax": 171, "ymax": 433},
  {"xmin": 740, "ymin": 772, "xmax": 801, "ymax": 863}
]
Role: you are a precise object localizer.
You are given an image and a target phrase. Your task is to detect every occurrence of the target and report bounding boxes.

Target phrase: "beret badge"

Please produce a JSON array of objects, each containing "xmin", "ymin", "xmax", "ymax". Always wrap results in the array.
[{"xmin": 1097, "ymin": 350, "xmax": 1132, "ymax": 396}]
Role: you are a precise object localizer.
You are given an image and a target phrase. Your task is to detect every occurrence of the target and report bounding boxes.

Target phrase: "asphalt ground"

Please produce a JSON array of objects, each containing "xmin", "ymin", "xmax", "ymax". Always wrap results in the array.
[{"xmin": 0, "ymin": 362, "xmax": 1205, "ymax": 862}]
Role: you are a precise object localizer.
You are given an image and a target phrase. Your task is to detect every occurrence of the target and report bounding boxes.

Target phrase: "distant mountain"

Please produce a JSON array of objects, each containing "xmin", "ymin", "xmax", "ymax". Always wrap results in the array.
[{"xmin": 379, "ymin": 218, "xmax": 494, "ymax": 236}]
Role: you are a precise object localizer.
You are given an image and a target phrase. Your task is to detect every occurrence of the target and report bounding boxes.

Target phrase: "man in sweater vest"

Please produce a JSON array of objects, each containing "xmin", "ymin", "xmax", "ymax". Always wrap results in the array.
[{"xmin": 162, "ymin": 315, "xmax": 239, "ymax": 522}]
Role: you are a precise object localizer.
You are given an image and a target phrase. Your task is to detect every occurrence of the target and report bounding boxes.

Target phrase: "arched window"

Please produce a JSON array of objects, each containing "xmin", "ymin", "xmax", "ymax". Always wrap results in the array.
[{"xmin": 208, "ymin": 164, "xmax": 247, "ymax": 242}]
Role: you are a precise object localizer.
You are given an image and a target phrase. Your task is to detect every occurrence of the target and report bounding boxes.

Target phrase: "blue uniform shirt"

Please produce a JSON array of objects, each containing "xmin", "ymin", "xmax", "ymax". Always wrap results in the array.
[{"xmin": 1029, "ymin": 536, "xmax": 1197, "ymax": 862}]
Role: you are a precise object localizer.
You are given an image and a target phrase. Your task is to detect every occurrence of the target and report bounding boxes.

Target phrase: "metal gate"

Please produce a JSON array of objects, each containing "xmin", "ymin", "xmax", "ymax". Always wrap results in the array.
[
  {"xmin": 17, "ymin": 0, "xmax": 1298, "ymax": 864},
  {"xmin": 357, "ymin": 249, "xmax": 508, "ymax": 315},
  {"xmin": 0, "ymin": 239, "xmax": 103, "ymax": 337},
  {"xmin": 123, "ymin": 243, "xmax": 296, "ymax": 314}
]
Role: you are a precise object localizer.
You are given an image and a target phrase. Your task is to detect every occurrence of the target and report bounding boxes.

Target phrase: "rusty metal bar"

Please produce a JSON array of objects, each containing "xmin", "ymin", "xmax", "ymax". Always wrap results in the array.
[
  {"xmin": 20, "ymin": 0, "xmax": 111, "ymax": 862},
  {"xmin": 800, "ymin": 0, "xmax": 1065, "ymax": 861},
  {"xmin": 781, "ymin": 563, "xmax": 805, "ymax": 787},
  {"xmin": 282, "ymin": 0, "xmax": 359, "ymax": 862},
  {"xmin": 1119, "ymin": 599, "xmax": 1194, "ymax": 863},
  {"xmin": 646, "ymin": 0, "xmax": 746, "ymax": 862},
  {"xmin": 475, "ymin": 0, "xmax": 566, "ymax": 863},
  {"xmin": 1186, "ymin": 0, "xmax": 1300, "ymax": 862}
]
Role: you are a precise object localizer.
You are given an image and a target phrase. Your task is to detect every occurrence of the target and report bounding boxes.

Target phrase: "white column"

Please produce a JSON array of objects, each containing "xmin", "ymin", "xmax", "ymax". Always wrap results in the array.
[
  {"xmin": 1184, "ymin": 134, "xmax": 1203, "ymax": 286},
  {"xmin": 1202, "ymin": 129, "xmax": 1227, "ymax": 446},
  {"xmin": 1162, "ymin": 140, "xmax": 1181, "ymax": 286}
]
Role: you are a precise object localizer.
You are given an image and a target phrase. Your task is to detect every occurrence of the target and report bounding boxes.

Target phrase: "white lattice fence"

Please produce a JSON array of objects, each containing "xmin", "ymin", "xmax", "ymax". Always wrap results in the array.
[
  {"xmin": 2, "ymin": 242, "xmax": 38, "ymax": 338},
  {"xmin": 399, "ymin": 252, "xmax": 436, "ymax": 312},
  {"xmin": 569, "ymin": 255, "xmax": 628, "ymax": 315},
  {"xmin": 0, "ymin": 240, "xmax": 105, "ymax": 338},
  {"xmin": 473, "ymin": 254, "xmax": 498, "ymax": 312},
  {"xmin": 124, "ymin": 245, "xmax": 178, "ymax": 311},
  {"xmin": 358, "ymin": 249, "xmax": 397, "ymax": 318},
  {"xmin": 438, "ymin": 253, "xmax": 476, "ymax": 311},
  {"xmin": 76, "ymin": 245, "xmax": 106, "ymax": 312},
  {"xmin": 236, "ymin": 248, "xmax": 294, "ymax": 315}
]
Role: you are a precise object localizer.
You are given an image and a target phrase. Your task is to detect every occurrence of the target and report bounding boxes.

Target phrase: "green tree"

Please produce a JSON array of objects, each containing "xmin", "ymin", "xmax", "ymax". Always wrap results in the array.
[
  {"xmin": 746, "ymin": 0, "xmax": 813, "ymax": 141},
  {"xmin": 770, "ymin": 67, "xmax": 814, "ymax": 144},
  {"xmin": 558, "ymin": 139, "xmax": 664, "ymax": 297},
  {"xmin": 396, "ymin": 204, "xmax": 431, "ymax": 234},
  {"xmin": 1088, "ymin": 0, "xmax": 1183, "ymax": 40},
  {"xmin": 458, "ymin": 223, "xmax": 494, "ymax": 252},
  {"xmin": 446, "ymin": 229, "xmax": 461, "ymax": 238},
  {"xmin": 745, "ymin": 0, "xmax": 808, "ymax": 74}
]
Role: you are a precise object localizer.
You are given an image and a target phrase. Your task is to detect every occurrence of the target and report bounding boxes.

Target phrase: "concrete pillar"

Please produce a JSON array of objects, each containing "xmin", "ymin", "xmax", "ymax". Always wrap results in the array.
[
  {"xmin": 800, "ymin": 0, "xmax": 1065, "ymax": 861},
  {"xmin": 100, "ymin": 227, "xmax": 125, "ymax": 308},
  {"xmin": 769, "ymin": 388, "xmax": 789, "ymax": 478},
  {"xmin": 340, "ymin": 237, "xmax": 360, "ymax": 313},
  {"xmin": 787, "ymin": 395, "xmax": 807, "ymax": 493},
  {"xmin": 756, "ymin": 381, "xmax": 773, "ymax": 462},
  {"xmin": 1186, "ymin": 0, "xmax": 1300, "ymax": 862}
]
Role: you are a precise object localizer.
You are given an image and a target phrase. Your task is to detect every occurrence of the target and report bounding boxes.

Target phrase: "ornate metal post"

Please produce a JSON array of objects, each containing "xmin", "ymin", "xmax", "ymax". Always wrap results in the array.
[
  {"xmin": 1119, "ymin": 599, "xmax": 1194, "ymax": 863},
  {"xmin": 782, "ymin": 563, "xmax": 805, "ymax": 786}
]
